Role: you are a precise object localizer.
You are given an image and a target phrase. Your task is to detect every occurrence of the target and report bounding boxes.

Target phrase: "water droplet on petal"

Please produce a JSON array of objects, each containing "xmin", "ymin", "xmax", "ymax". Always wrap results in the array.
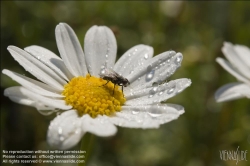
[
  {"xmin": 158, "ymin": 59, "xmax": 162, "ymax": 64},
  {"xmin": 147, "ymin": 65, "xmax": 153, "ymax": 72},
  {"xmin": 58, "ymin": 127, "xmax": 63, "ymax": 135},
  {"xmin": 118, "ymin": 122, "xmax": 124, "ymax": 126},
  {"xmin": 152, "ymin": 82, "xmax": 159, "ymax": 87},
  {"xmin": 148, "ymin": 109, "xmax": 162, "ymax": 118},
  {"xmin": 136, "ymin": 119, "xmax": 142, "ymax": 123},
  {"xmin": 158, "ymin": 91, "xmax": 164, "ymax": 96},
  {"xmin": 132, "ymin": 110, "xmax": 139, "ymax": 115},
  {"xmin": 167, "ymin": 84, "xmax": 176, "ymax": 94},
  {"xmin": 144, "ymin": 53, "xmax": 149, "ymax": 59},
  {"xmin": 148, "ymin": 86, "xmax": 158, "ymax": 98},
  {"xmin": 152, "ymin": 87, "xmax": 158, "ymax": 91},
  {"xmin": 100, "ymin": 68, "xmax": 106, "ymax": 75},
  {"xmin": 175, "ymin": 54, "xmax": 182, "ymax": 64},
  {"xmin": 75, "ymin": 128, "xmax": 80, "ymax": 134},
  {"xmin": 170, "ymin": 51, "xmax": 176, "ymax": 56},
  {"xmin": 59, "ymin": 136, "xmax": 65, "ymax": 141},
  {"xmin": 146, "ymin": 70, "xmax": 155, "ymax": 81}
]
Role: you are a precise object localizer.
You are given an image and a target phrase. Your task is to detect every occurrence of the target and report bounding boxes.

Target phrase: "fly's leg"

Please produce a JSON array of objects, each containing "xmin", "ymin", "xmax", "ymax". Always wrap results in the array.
[{"xmin": 100, "ymin": 81, "xmax": 110, "ymax": 87}]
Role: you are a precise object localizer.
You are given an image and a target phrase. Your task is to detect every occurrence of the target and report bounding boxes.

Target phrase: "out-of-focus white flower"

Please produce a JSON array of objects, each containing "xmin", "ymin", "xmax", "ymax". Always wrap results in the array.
[
  {"xmin": 215, "ymin": 42, "xmax": 250, "ymax": 102},
  {"xmin": 3, "ymin": 23, "xmax": 191, "ymax": 149}
]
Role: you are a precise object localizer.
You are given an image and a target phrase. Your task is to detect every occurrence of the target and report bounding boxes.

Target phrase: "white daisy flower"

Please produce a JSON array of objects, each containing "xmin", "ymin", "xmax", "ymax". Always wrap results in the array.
[
  {"xmin": 3, "ymin": 23, "xmax": 191, "ymax": 150},
  {"xmin": 215, "ymin": 42, "xmax": 250, "ymax": 102}
]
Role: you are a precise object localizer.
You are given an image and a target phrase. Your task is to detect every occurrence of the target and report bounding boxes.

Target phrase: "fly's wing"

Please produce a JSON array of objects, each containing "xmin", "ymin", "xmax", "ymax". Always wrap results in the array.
[
  {"xmin": 108, "ymin": 68, "xmax": 129, "ymax": 85},
  {"xmin": 99, "ymin": 68, "xmax": 118, "ymax": 79},
  {"xmin": 108, "ymin": 68, "xmax": 121, "ymax": 78}
]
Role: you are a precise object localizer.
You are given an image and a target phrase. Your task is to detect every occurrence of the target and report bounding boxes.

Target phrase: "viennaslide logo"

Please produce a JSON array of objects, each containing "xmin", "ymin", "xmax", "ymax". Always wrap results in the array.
[{"xmin": 219, "ymin": 146, "xmax": 248, "ymax": 165}]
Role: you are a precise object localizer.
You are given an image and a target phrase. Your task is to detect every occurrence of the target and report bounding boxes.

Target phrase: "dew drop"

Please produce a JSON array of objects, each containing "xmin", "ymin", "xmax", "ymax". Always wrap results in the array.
[
  {"xmin": 118, "ymin": 122, "xmax": 124, "ymax": 126},
  {"xmin": 170, "ymin": 51, "xmax": 176, "ymax": 56},
  {"xmin": 175, "ymin": 54, "xmax": 182, "ymax": 64},
  {"xmin": 152, "ymin": 87, "xmax": 158, "ymax": 91},
  {"xmin": 148, "ymin": 86, "xmax": 158, "ymax": 98},
  {"xmin": 167, "ymin": 84, "xmax": 176, "ymax": 94},
  {"xmin": 152, "ymin": 82, "xmax": 159, "ymax": 87},
  {"xmin": 132, "ymin": 110, "xmax": 139, "ymax": 115},
  {"xmin": 158, "ymin": 91, "xmax": 164, "ymax": 96},
  {"xmin": 146, "ymin": 70, "xmax": 155, "ymax": 81},
  {"xmin": 147, "ymin": 65, "xmax": 153, "ymax": 72},
  {"xmin": 100, "ymin": 68, "xmax": 106, "ymax": 75},
  {"xmin": 105, "ymin": 54, "xmax": 108, "ymax": 58},
  {"xmin": 158, "ymin": 59, "xmax": 162, "ymax": 64},
  {"xmin": 136, "ymin": 119, "xmax": 142, "ymax": 123},
  {"xmin": 144, "ymin": 53, "xmax": 149, "ymax": 59},
  {"xmin": 148, "ymin": 109, "xmax": 162, "ymax": 118},
  {"xmin": 58, "ymin": 127, "xmax": 63, "ymax": 135},
  {"xmin": 59, "ymin": 136, "xmax": 65, "ymax": 141},
  {"xmin": 75, "ymin": 129, "xmax": 80, "ymax": 134}
]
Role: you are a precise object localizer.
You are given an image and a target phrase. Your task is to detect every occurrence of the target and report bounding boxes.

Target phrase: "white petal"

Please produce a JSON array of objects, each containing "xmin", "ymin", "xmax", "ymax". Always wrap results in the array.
[
  {"xmin": 47, "ymin": 110, "xmax": 84, "ymax": 150},
  {"xmin": 4, "ymin": 87, "xmax": 57, "ymax": 115},
  {"xmin": 108, "ymin": 104, "xmax": 184, "ymax": 129},
  {"xmin": 114, "ymin": 45, "xmax": 153, "ymax": 77},
  {"xmin": 216, "ymin": 57, "xmax": 250, "ymax": 85},
  {"xmin": 7, "ymin": 46, "xmax": 64, "ymax": 90},
  {"xmin": 234, "ymin": 44, "xmax": 250, "ymax": 68},
  {"xmin": 81, "ymin": 115, "xmax": 117, "ymax": 137},
  {"xmin": 3, "ymin": 69, "xmax": 63, "ymax": 97},
  {"xmin": 55, "ymin": 23, "xmax": 88, "ymax": 77},
  {"xmin": 84, "ymin": 26, "xmax": 117, "ymax": 76},
  {"xmin": 4, "ymin": 86, "xmax": 71, "ymax": 110},
  {"xmin": 37, "ymin": 109, "xmax": 57, "ymax": 116},
  {"xmin": 25, "ymin": 45, "xmax": 74, "ymax": 81},
  {"xmin": 222, "ymin": 42, "xmax": 250, "ymax": 78},
  {"xmin": 125, "ymin": 78, "xmax": 191, "ymax": 105},
  {"xmin": 215, "ymin": 82, "xmax": 250, "ymax": 102},
  {"xmin": 125, "ymin": 51, "xmax": 182, "ymax": 91}
]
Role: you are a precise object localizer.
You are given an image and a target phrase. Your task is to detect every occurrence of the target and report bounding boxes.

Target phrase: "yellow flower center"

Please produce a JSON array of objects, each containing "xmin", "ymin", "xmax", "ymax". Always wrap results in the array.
[{"xmin": 62, "ymin": 74, "xmax": 126, "ymax": 118}]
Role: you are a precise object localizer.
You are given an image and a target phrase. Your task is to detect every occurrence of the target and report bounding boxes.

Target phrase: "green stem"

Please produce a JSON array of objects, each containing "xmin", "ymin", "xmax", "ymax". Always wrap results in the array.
[{"xmin": 78, "ymin": 133, "xmax": 95, "ymax": 166}]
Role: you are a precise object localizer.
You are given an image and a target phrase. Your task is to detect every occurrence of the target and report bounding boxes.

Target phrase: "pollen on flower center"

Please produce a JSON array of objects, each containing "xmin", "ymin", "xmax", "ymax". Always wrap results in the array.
[{"xmin": 62, "ymin": 74, "xmax": 126, "ymax": 118}]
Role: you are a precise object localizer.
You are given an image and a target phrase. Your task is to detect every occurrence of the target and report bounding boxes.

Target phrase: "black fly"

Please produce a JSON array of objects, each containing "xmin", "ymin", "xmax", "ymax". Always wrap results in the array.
[{"xmin": 99, "ymin": 68, "xmax": 130, "ymax": 94}]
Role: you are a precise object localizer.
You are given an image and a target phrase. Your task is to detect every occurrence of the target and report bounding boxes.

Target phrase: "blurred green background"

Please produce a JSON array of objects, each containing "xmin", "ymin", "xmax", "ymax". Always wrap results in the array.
[{"xmin": 1, "ymin": 1, "xmax": 250, "ymax": 166}]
